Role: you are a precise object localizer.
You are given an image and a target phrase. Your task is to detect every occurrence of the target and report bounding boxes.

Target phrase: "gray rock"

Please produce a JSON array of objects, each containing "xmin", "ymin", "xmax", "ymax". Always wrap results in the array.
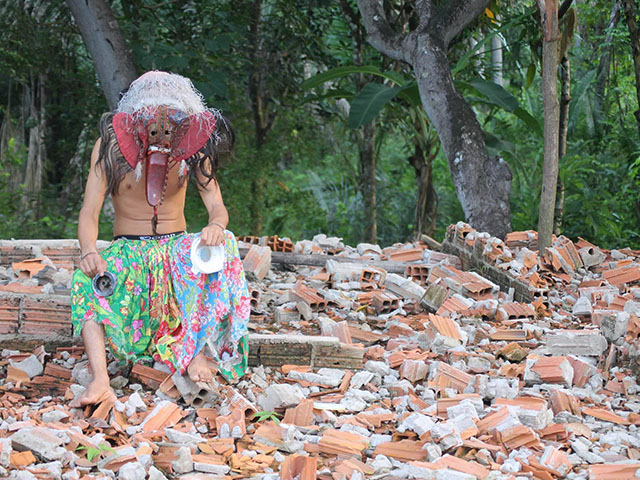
[
  {"xmin": 350, "ymin": 371, "xmax": 375, "ymax": 389},
  {"xmin": 601, "ymin": 311, "xmax": 629, "ymax": 343},
  {"xmin": 171, "ymin": 447, "xmax": 193, "ymax": 474},
  {"xmin": 10, "ymin": 427, "xmax": 66, "ymax": 461},
  {"xmin": 547, "ymin": 330, "xmax": 607, "ymax": 356},
  {"xmin": 258, "ymin": 384, "xmax": 305, "ymax": 412},
  {"xmin": 118, "ymin": 461, "xmax": 147, "ymax": 480},
  {"xmin": 164, "ymin": 429, "xmax": 204, "ymax": 445},
  {"xmin": 625, "ymin": 301, "xmax": 640, "ymax": 317},
  {"xmin": 10, "ymin": 471, "xmax": 38, "ymax": 480},
  {"xmin": 572, "ymin": 296, "xmax": 593, "ymax": 317},
  {"xmin": 364, "ymin": 360, "xmax": 391, "ymax": 376},
  {"xmin": 467, "ymin": 356, "xmax": 491, "ymax": 373},
  {"xmin": 288, "ymin": 370, "xmax": 342, "ymax": 387},
  {"xmin": 41, "ymin": 409, "xmax": 69, "ymax": 424},
  {"xmin": 37, "ymin": 461, "xmax": 63, "ymax": 480},
  {"xmin": 71, "ymin": 361, "xmax": 92, "ymax": 387},
  {"xmin": 110, "ymin": 376, "xmax": 129, "ymax": 389},
  {"xmin": 9, "ymin": 355, "xmax": 43, "ymax": 379},
  {"xmin": 125, "ymin": 392, "xmax": 147, "ymax": 412},
  {"xmin": 61, "ymin": 472, "xmax": 79, "ymax": 480},
  {"xmin": 0, "ymin": 438, "xmax": 11, "ymax": 468},
  {"xmin": 371, "ymin": 454, "xmax": 393, "ymax": 473},
  {"xmin": 399, "ymin": 413, "xmax": 435, "ymax": 436},
  {"xmin": 193, "ymin": 461, "xmax": 231, "ymax": 474},
  {"xmin": 579, "ymin": 246, "xmax": 606, "ymax": 268},
  {"xmin": 148, "ymin": 466, "xmax": 168, "ymax": 480}
]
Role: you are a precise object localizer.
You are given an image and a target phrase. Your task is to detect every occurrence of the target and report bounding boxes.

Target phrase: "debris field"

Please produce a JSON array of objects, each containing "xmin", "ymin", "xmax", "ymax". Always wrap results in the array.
[{"xmin": 1, "ymin": 222, "xmax": 640, "ymax": 479}]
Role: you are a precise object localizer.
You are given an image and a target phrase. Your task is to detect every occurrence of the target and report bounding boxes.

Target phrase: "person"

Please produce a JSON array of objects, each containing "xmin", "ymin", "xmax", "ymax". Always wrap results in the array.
[{"xmin": 69, "ymin": 71, "xmax": 250, "ymax": 408}]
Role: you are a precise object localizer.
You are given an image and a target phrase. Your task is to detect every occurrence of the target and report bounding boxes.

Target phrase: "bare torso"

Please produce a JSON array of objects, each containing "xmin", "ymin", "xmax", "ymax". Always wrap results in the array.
[{"xmin": 112, "ymin": 161, "xmax": 188, "ymax": 236}]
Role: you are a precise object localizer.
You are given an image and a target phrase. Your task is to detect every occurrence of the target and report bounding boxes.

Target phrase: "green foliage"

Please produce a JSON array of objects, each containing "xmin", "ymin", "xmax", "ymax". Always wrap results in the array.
[
  {"xmin": 253, "ymin": 410, "xmax": 282, "ymax": 424},
  {"xmin": 348, "ymin": 83, "xmax": 403, "ymax": 129},
  {"xmin": 76, "ymin": 443, "xmax": 116, "ymax": 462},
  {"xmin": 466, "ymin": 78, "xmax": 541, "ymax": 136},
  {"xmin": 2, "ymin": 0, "xmax": 640, "ymax": 250}
]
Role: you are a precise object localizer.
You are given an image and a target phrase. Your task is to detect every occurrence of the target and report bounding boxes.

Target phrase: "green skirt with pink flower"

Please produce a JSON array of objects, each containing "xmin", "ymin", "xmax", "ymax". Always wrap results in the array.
[{"xmin": 70, "ymin": 231, "xmax": 250, "ymax": 382}]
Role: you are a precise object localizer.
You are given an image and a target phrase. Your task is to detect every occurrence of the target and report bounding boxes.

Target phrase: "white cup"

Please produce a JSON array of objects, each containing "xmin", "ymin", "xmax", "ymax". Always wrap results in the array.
[{"xmin": 190, "ymin": 237, "xmax": 225, "ymax": 275}]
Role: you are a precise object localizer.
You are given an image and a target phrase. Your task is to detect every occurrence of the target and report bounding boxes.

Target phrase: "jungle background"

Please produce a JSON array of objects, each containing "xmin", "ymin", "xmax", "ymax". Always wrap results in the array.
[{"xmin": 1, "ymin": 0, "xmax": 640, "ymax": 249}]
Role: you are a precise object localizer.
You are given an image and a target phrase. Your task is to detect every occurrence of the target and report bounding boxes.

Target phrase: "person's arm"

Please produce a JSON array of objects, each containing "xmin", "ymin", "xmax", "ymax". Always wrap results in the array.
[
  {"xmin": 197, "ymin": 174, "xmax": 229, "ymax": 246},
  {"xmin": 78, "ymin": 139, "xmax": 108, "ymax": 277}
]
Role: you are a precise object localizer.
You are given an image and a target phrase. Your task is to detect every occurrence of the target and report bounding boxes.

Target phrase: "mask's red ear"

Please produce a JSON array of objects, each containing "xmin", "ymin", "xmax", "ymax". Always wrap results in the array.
[
  {"xmin": 173, "ymin": 111, "xmax": 217, "ymax": 163},
  {"xmin": 113, "ymin": 112, "xmax": 146, "ymax": 169}
]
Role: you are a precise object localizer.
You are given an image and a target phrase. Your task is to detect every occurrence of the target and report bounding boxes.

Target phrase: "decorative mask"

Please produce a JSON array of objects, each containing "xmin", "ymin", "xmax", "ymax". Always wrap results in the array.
[{"xmin": 112, "ymin": 106, "xmax": 216, "ymax": 233}]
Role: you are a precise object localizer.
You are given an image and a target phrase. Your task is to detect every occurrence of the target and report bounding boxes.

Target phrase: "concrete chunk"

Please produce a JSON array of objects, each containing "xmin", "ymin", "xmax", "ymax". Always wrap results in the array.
[
  {"xmin": 171, "ymin": 371, "xmax": 218, "ymax": 407},
  {"xmin": 546, "ymin": 330, "xmax": 607, "ymax": 356},
  {"xmin": 383, "ymin": 273, "xmax": 426, "ymax": 301},
  {"xmin": 9, "ymin": 354, "xmax": 43, "ymax": 379},
  {"xmin": 420, "ymin": 282, "xmax": 449, "ymax": 312},
  {"xmin": 0, "ymin": 438, "xmax": 10, "ymax": 468},
  {"xmin": 242, "ymin": 245, "xmax": 271, "ymax": 281},
  {"xmin": 171, "ymin": 446, "xmax": 193, "ymax": 474},
  {"xmin": 599, "ymin": 311, "xmax": 629, "ymax": 342},
  {"xmin": 258, "ymin": 384, "xmax": 305, "ymax": 412},
  {"xmin": 10, "ymin": 428, "xmax": 66, "ymax": 461},
  {"xmin": 118, "ymin": 461, "xmax": 147, "ymax": 480},
  {"xmin": 165, "ymin": 429, "xmax": 205, "ymax": 445},
  {"xmin": 572, "ymin": 296, "xmax": 592, "ymax": 317},
  {"xmin": 579, "ymin": 246, "xmax": 606, "ymax": 268}
]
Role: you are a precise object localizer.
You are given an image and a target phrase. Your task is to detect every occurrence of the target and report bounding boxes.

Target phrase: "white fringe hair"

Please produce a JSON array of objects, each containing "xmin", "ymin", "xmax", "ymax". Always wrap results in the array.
[{"xmin": 116, "ymin": 71, "xmax": 208, "ymax": 115}]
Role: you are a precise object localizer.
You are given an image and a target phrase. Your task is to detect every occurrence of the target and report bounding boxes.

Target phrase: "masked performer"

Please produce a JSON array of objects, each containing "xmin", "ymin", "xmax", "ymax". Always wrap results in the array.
[{"xmin": 69, "ymin": 71, "xmax": 250, "ymax": 407}]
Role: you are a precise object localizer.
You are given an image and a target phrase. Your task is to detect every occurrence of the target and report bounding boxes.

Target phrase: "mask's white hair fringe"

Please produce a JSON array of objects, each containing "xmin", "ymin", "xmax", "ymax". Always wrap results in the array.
[
  {"xmin": 117, "ymin": 71, "xmax": 208, "ymax": 116},
  {"xmin": 116, "ymin": 71, "xmax": 224, "ymax": 149}
]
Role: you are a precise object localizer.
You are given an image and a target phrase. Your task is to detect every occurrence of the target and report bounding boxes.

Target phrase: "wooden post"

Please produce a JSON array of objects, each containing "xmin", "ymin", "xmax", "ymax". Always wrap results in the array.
[{"xmin": 537, "ymin": 0, "xmax": 560, "ymax": 254}]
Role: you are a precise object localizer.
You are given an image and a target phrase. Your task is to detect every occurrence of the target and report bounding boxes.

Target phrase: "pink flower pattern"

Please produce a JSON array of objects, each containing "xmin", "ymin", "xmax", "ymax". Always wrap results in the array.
[{"xmin": 70, "ymin": 230, "xmax": 250, "ymax": 382}]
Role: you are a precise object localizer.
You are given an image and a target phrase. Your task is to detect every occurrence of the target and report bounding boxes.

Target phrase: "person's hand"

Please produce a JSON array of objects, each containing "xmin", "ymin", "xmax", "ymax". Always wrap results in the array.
[
  {"xmin": 80, "ymin": 251, "xmax": 107, "ymax": 277},
  {"xmin": 200, "ymin": 223, "xmax": 225, "ymax": 246}
]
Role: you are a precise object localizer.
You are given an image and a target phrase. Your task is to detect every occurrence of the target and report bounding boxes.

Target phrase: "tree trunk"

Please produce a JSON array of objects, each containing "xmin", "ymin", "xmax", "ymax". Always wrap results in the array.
[
  {"xmin": 537, "ymin": 0, "xmax": 560, "ymax": 253},
  {"xmin": 60, "ymin": 124, "xmax": 90, "ymax": 212},
  {"xmin": 247, "ymin": 0, "xmax": 272, "ymax": 236},
  {"xmin": 621, "ymin": 0, "xmax": 640, "ymax": 138},
  {"xmin": 408, "ymin": 143, "xmax": 438, "ymax": 236},
  {"xmin": 554, "ymin": 53, "xmax": 570, "ymax": 235},
  {"xmin": 340, "ymin": 0, "xmax": 379, "ymax": 243},
  {"xmin": 359, "ymin": 122, "xmax": 377, "ymax": 243},
  {"xmin": 412, "ymin": 35, "xmax": 512, "ymax": 238},
  {"xmin": 65, "ymin": 0, "xmax": 137, "ymax": 110},
  {"xmin": 593, "ymin": 0, "xmax": 620, "ymax": 132},
  {"xmin": 491, "ymin": 35, "xmax": 503, "ymax": 86},
  {"xmin": 23, "ymin": 73, "xmax": 47, "ymax": 210},
  {"xmin": 357, "ymin": 0, "xmax": 512, "ymax": 238},
  {"xmin": 0, "ymin": 81, "xmax": 25, "ymax": 192}
]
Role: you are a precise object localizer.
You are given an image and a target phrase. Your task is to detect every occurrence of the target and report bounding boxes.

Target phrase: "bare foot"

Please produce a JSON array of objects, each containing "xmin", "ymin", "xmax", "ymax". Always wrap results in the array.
[
  {"xmin": 187, "ymin": 352, "xmax": 213, "ymax": 383},
  {"xmin": 69, "ymin": 378, "xmax": 116, "ymax": 408}
]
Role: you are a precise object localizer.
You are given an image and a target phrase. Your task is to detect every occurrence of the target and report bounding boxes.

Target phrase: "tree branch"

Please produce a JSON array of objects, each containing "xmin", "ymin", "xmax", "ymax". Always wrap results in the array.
[
  {"xmin": 437, "ymin": 0, "xmax": 491, "ymax": 48},
  {"xmin": 415, "ymin": 0, "xmax": 433, "ymax": 29},
  {"xmin": 558, "ymin": 0, "xmax": 574, "ymax": 19},
  {"xmin": 356, "ymin": 0, "xmax": 409, "ymax": 62}
]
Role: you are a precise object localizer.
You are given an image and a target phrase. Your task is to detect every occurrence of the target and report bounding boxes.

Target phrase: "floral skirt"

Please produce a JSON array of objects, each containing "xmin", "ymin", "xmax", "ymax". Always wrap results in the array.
[{"xmin": 70, "ymin": 231, "xmax": 250, "ymax": 382}]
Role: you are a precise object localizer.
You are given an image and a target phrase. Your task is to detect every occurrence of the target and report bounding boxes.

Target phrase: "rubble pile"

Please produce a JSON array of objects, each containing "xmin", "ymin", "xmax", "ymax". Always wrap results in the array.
[{"xmin": 1, "ymin": 223, "xmax": 640, "ymax": 479}]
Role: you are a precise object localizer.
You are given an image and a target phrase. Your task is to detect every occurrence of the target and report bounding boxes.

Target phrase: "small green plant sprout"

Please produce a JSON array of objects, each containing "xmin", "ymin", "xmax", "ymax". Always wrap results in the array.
[
  {"xmin": 76, "ymin": 443, "xmax": 116, "ymax": 461},
  {"xmin": 253, "ymin": 410, "xmax": 282, "ymax": 425}
]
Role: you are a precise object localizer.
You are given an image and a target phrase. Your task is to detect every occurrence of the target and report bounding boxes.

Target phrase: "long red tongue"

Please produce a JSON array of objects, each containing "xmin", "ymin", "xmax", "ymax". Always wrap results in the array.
[
  {"xmin": 146, "ymin": 152, "xmax": 168, "ymax": 207},
  {"xmin": 146, "ymin": 151, "xmax": 168, "ymax": 234}
]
